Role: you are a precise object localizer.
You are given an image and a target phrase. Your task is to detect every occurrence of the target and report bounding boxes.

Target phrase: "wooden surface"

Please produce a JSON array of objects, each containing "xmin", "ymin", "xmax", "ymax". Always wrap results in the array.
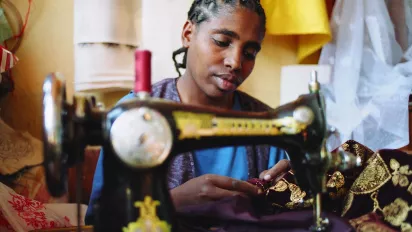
[
  {"xmin": 30, "ymin": 226, "xmax": 93, "ymax": 232},
  {"xmin": 68, "ymin": 147, "xmax": 101, "ymax": 204}
]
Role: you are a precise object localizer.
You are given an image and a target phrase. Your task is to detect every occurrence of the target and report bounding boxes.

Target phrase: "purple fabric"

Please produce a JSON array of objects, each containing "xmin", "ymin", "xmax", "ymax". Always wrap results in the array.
[
  {"xmin": 176, "ymin": 195, "xmax": 355, "ymax": 232},
  {"xmin": 149, "ymin": 78, "xmax": 275, "ymax": 189}
]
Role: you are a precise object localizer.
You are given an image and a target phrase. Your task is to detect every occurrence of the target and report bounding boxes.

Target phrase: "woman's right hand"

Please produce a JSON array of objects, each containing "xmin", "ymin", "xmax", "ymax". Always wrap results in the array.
[{"xmin": 170, "ymin": 174, "xmax": 263, "ymax": 210}]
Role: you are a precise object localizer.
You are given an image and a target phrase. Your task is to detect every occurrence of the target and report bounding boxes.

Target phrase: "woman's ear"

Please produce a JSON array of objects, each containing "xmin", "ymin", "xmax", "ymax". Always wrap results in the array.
[{"xmin": 181, "ymin": 20, "xmax": 194, "ymax": 48}]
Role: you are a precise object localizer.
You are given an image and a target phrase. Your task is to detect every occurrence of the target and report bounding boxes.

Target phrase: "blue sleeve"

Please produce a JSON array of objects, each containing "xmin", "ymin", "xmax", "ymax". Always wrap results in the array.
[
  {"xmin": 85, "ymin": 149, "xmax": 104, "ymax": 225},
  {"xmin": 267, "ymin": 146, "xmax": 289, "ymax": 169},
  {"xmin": 85, "ymin": 91, "xmax": 136, "ymax": 225}
]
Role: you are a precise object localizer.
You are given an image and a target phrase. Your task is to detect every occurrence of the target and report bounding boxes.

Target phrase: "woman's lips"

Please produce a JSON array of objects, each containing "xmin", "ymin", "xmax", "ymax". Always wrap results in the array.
[{"xmin": 214, "ymin": 75, "xmax": 238, "ymax": 91}]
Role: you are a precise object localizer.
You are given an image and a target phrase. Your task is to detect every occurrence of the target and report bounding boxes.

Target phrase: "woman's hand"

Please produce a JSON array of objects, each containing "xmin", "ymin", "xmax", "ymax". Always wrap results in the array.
[
  {"xmin": 259, "ymin": 159, "xmax": 291, "ymax": 182},
  {"xmin": 170, "ymin": 174, "xmax": 263, "ymax": 209}
]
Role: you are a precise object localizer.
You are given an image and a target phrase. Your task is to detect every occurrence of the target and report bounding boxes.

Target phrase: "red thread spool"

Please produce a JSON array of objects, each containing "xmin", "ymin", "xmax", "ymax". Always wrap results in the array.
[{"xmin": 134, "ymin": 50, "xmax": 152, "ymax": 94}]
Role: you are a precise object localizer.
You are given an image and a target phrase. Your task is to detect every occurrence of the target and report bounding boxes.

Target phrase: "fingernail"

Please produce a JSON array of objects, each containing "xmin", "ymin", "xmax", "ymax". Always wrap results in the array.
[{"xmin": 264, "ymin": 174, "xmax": 271, "ymax": 181}]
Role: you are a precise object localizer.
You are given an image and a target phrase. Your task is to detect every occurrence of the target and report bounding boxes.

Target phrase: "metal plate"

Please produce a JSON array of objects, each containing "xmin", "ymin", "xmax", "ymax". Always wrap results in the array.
[{"xmin": 110, "ymin": 107, "xmax": 173, "ymax": 169}]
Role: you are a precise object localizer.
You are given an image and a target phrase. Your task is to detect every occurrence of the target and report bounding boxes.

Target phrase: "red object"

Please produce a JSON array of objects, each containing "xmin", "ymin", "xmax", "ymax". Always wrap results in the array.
[
  {"xmin": 134, "ymin": 50, "xmax": 152, "ymax": 94},
  {"xmin": 0, "ymin": 45, "xmax": 18, "ymax": 73},
  {"xmin": 13, "ymin": 0, "xmax": 33, "ymax": 39}
]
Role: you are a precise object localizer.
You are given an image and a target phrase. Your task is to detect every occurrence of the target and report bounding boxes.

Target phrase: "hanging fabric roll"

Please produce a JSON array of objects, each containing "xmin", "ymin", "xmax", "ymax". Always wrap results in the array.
[
  {"xmin": 73, "ymin": 0, "xmax": 139, "ymax": 93},
  {"xmin": 260, "ymin": 0, "xmax": 332, "ymax": 64}
]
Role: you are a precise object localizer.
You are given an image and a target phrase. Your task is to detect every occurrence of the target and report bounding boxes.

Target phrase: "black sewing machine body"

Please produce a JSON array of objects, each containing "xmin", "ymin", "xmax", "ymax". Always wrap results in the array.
[
  {"xmin": 42, "ymin": 70, "xmax": 359, "ymax": 231},
  {"xmin": 96, "ymin": 92, "xmax": 326, "ymax": 231}
]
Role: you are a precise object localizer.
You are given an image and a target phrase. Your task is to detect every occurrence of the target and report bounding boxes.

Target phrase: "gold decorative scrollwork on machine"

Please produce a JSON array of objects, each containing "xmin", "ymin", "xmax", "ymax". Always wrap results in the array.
[
  {"xmin": 123, "ymin": 196, "xmax": 171, "ymax": 232},
  {"xmin": 173, "ymin": 111, "xmax": 309, "ymax": 140}
]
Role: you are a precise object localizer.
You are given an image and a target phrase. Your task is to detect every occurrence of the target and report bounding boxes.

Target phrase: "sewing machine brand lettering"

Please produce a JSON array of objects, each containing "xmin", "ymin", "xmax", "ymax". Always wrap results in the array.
[{"xmin": 172, "ymin": 107, "xmax": 314, "ymax": 140}]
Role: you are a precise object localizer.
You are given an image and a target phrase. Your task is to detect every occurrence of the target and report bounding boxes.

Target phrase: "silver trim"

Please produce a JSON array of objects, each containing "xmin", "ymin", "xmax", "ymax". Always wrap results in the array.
[{"xmin": 42, "ymin": 73, "xmax": 67, "ymax": 196}]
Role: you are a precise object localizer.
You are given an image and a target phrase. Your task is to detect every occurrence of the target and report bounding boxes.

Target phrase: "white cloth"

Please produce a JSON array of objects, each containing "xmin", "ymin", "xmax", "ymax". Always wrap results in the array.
[
  {"xmin": 0, "ymin": 119, "xmax": 43, "ymax": 175},
  {"xmin": 0, "ymin": 183, "xmax": 87, "ymax": 232},
  {"xmin": 319, "ymin": 0, "xmax": 412, "ymax": 151}
]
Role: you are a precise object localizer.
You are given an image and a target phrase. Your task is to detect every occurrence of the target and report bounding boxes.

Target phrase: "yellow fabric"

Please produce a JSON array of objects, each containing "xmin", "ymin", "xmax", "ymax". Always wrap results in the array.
[{"xmin": 261, "ymin": 0, "xmax": 332, "ymax": 64}]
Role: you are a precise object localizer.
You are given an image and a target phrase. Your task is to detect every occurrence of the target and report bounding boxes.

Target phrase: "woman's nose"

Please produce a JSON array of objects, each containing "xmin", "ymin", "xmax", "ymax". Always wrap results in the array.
[{"xmin": 224, "ymin": 48, "xmax": 242, "ymax": 71}]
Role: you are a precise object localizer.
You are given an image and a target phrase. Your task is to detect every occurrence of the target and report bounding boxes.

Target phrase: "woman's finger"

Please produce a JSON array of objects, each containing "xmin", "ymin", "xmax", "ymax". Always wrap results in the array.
[
  {"xmin": 262, "ymin": 159, "xmax": 291, "ymax": 181},
  {"xmin": 259, "ymin": 170, "xmax": 268, "ymax": 179}
]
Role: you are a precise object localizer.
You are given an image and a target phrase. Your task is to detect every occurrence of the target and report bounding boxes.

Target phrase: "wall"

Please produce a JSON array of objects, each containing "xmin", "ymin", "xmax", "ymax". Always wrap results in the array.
[
  {"xmin": 0, "ymin": 0, "xmax": 297, "ymax": 140},
  {"xmin": 239, "ymin": 36, "xmax": 296, "ymax": 108},
  {"xmin": 0, "ymin": 0, "xmax": 75, "ymax": 140}
]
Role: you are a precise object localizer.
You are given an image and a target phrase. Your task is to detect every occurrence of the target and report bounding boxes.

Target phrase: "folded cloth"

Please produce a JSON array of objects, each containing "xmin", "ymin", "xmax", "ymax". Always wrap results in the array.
[
  {"xmin": 176, "ymin": 195, "xmax": 354, "ymax": 232},
  {"xmin": 349, "ymin": 213, "xmax": 397, "ymax": 232},
  {"xmin": 0, "ymin": 45, "xmax": 18, "ymax": 74},
  {"xmin": 0, "ymin": 183, "xmax": 73, "ymax": 232}
]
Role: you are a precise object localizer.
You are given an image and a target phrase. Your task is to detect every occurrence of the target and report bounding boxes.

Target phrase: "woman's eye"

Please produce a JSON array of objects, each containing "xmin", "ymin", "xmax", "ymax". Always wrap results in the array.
[
  {"xmin": 213, "ymin": 38, "xmax": 230, "ymax": 47},
  {"xmin": 244, "ymin": 50, "xmax": 257, "ymax": 60}
]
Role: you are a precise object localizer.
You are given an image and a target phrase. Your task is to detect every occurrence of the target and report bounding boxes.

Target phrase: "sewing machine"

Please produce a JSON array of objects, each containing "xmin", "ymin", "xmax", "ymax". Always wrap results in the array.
[{"xmin": 42, "ymin": 50, "xmax": 360, "ymax": 232}]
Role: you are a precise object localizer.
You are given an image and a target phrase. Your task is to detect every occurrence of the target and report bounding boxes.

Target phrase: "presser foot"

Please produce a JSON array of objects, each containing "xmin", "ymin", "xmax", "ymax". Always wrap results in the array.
[
  {"xmin": 309, "ymin": 193, "xmax": 330, "ymax": 232},
  {"xmin": 309, "ymin": 217, "xmax": 330, "ymax": 232}
]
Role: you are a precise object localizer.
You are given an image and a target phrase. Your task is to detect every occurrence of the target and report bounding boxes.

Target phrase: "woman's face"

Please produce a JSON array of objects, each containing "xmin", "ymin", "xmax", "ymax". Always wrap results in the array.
[{"xmin": 182, "ymin": 7, "xmax": 264, "ymax": 98}]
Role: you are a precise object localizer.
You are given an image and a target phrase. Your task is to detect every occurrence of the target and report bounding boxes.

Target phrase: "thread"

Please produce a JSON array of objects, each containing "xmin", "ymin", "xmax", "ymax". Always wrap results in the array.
[{"xmin": 134, "ymin": 50, "xmax": 152, "ymax": 94}]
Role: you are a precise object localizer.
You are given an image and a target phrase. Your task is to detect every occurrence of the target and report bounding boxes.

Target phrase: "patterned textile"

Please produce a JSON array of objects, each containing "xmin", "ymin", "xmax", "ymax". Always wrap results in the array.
[
  {"xmin": 0, "ymin": 183, "xmax": 73, "ymax": 232},
  {"xmin": 0, "ymin": 118, "xmax": 65, "ymax": 203},
  {"xmin": 177, "ymin": 140, "xmax": 412, "ymax": 231},
  {"xmin": 246, "ymin": 140, "xmax": 376, "ymax": 215},
  {"xmin": 343, "ymin": 149, "xmax": 412, "ymax": 232}
]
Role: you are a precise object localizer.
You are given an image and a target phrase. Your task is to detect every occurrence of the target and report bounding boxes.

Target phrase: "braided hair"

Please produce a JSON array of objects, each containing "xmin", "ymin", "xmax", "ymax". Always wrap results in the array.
[{"xmin": 172, "ymin": 0, "xmax": 266, "ymax": 76}]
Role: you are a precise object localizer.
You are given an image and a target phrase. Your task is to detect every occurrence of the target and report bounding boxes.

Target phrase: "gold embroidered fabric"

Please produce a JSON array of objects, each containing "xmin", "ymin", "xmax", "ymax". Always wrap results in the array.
[
  {"xmin": 341, "ymin": 140, "xmax": 375, "ymax": 166},
  {"xmin": 381, "ymin": 198, "xmax": 410, "ymax": 227},
  {"xmin": 349, "ymin": 153, "xmax": 391, "ymax": 195},
  {"xmin": 327, "ymin": 171, "xmax": 348, "ymax": 200},
  {"xmin": 390, "ymin": 159, "xmax": 412, "ymax": 188},
  {"xmin": 249, "ymin": 140, "xmax": 412, "ymax": 232},
  {"xmin": 261, "ymin": 141, "xmax": 377, "ymax": 215},
  {"xmin": 327, "ymin": 171, "xmax": 345, "ymax": 188},
  {"xmin": 342, "ymin": 192, "xmax": 354, "ymax": 217},
  {"xmin": 267, "ymin": 178, "xmax": 312, "ymax": 210},
  {"xmin": 342, "ymin": 148, "xmax": 412, "ymax": 232}
]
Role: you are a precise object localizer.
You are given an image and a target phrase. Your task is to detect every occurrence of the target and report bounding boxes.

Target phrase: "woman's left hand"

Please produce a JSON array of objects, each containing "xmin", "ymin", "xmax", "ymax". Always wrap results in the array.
[{"xmin": 259, "ymin": 159, "xmax": 291, "ymax": 181}]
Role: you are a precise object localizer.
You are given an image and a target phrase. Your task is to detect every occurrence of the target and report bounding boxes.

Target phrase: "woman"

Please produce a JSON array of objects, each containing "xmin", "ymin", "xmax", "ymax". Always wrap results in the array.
[{"xmin": 86, "ymin": 0, "xmax": 290, "ymax": 224}]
